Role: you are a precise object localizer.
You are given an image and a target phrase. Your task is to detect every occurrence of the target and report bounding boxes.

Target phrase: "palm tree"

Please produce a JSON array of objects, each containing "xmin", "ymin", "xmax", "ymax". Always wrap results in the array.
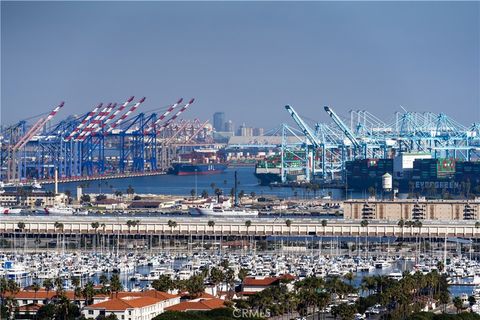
[
  {"xmin": 245, "ymin": 220, "xmax": 252, "ymax": 250},
  {"xmin": 208, "ymin": 219, "xmax": 215, "ymax": 245},
  {"xmin": 238, "ymin": 190, "xmax": 245, "ymax": 204},
  {"xmin": 214, "ymin": 188, "xmax": 223, "ymax": 203},
  {"xmin": 343, "ymin": 272, "xmax": 354, "ymax": 286},
  {"xmin": 208, "ymin": 220, "xmax": 215, "ymax": 229},
  {"xmin": 167, "ymin": 220, "xmax": 177, "ymax": 233},
  {"xmin": 285, "ymin": 219, "xmax": 292, "ymax": 234},
  {"xmin": 110, "ymin": 274, "xmax": 123, "ymax": 298},
  {"xmin": 82, "ymin": 281, "xmax": 95, "ymax": 306},
  {"xmin": 43, "ymin": 278, "xmax": 54, "ymax": 302},
  {"xmin": 453, "ymin": 296, "xmax": 464, "ymax": 313},
  {"xmin": 17, "ymin": 222, "xmax": 26, "ymax": 252},
  {"xmin": 91, "ymin": 222, "xmax": 100, "ymax": 250},
  {"xmin": 31, "ymin": 282, "xmax": 40, "ymax": 299},
  {"xmin": 321, "ymin": 219, "xmax": 328, "ymax": 235},
  {"xmin": 126, "ymin": 220, "xmax": 136, "ymax": 233},
  {"xmin": 245, "ymin": 220, "xmax": 252, "ymax": 233},
  {"xmin": 54, "ymin": 222, "xmax": 64, "ymax": 252},
  {"xmin": 360, "ymin": 219, "xmax": 369, "ymax": 255},
  {"xmin": 167, "ymin": 220, "xmax": 178, "ymax": 247},
  {"xmin": 126, "ymin": 185, "xmax": 135, "ymax": 198}
]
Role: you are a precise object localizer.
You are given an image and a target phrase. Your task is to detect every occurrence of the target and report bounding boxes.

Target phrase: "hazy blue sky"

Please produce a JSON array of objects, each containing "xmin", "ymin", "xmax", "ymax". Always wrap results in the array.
[{"xmin": 1, "ymin": 1, "xmax": 479, "ymax": 129}]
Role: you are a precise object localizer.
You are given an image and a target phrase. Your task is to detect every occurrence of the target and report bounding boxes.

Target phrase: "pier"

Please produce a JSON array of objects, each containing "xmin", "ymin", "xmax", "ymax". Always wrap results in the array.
[
  {"xmin": 38, "ymin": 170, "xmax": 167, "ymax": 184},
  {"xmin": 1, "ymin": 216, "xmax": 480, "ymax": 238}
]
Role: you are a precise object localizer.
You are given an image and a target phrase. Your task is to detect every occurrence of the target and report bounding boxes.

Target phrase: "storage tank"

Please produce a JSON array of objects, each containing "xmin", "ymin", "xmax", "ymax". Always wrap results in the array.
[{"xmin": 382, "ymin": 173, "xmax": 392, "ymax": 190}]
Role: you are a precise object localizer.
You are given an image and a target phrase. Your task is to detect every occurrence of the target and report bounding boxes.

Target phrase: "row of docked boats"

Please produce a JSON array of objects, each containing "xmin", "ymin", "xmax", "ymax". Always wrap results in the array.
[{"xmin": 2, "ymin": 249, "xmax": 479, "ymax": 286}]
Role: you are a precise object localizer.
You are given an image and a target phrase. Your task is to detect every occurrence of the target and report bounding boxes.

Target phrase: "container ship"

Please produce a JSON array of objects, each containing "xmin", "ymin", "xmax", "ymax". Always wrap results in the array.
[
  {"xmin": 170, "ymin": 163, "xmax": 228, "ymax": 175},
  {"xmin": 254, "ymin": 153, "xmax": 305, "ymax": 186},
  {"xmin": 169, "ymin": 148, "xmax": 227, "ymax": 176}
]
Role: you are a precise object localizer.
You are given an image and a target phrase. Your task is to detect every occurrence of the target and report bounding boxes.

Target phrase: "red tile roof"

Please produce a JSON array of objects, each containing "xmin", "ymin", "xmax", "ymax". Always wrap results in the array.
[
  {"xmin": 85, "ymin": 296, "xmax": 160, "ymax": 311},
  {"xmin": 243, "ymin": 277, "xmax": 279, "ymax": 286},
  {"xmin": 165, "ymin": 298, "xmax": 225, "ymax": 312},
  {"xmin": 8, "ymin": 290, "xmax": 76, "ymax": 300},
  {"xmin": 117, "ymin": 290, "xmax": 178, "ymax": 301},
  {"xmin": 179, "ymin": 292, "xmax": 215, "ymax": 299},
  {"xmin": 86, "ymin": 290, "xmax": 178, "ymax": 311}
]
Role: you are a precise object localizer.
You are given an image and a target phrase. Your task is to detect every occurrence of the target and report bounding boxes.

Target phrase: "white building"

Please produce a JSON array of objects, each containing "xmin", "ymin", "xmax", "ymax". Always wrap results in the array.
[{"xmin": 83, "ymin": 291, "xmax": 180, "ymax": 320}]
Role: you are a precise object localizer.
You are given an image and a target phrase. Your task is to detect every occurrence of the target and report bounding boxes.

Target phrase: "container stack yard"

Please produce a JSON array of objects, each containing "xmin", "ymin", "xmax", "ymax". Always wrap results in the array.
[{"xmin": 250, "ymin": 105, "xmax": 480, "ymax": 196}]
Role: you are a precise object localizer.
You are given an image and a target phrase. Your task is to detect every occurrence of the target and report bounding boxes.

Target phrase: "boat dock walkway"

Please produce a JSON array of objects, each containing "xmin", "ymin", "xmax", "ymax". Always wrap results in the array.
[{"xmin": 38, "ymin": 171, "xmax": 167, "ymax": 184}]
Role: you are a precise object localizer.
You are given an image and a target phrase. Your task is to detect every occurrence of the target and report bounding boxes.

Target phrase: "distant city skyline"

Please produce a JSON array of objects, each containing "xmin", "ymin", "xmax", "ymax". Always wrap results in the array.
[{"xmin": 1, "ymin": 1, "xmax": 479, "ymax": 129}]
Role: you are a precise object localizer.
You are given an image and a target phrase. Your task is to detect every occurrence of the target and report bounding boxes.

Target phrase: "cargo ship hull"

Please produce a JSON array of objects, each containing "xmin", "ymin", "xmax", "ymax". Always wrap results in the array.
[{"xmin": 170, "ymin": 163, "xmax": 228, "ymax": 176}]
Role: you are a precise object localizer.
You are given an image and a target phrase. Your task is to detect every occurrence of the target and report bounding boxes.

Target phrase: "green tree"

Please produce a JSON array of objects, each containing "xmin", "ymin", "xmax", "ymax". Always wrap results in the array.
[
  {"xmin": 110, "ymin": 274, "xmax": 123, "ymax": 297},
  {"xmin": 152, "ymin": 275, "xmax": 174, "ymax": 292},
  {"xmin": 82, "ymin": 281, "xmax": 95, "ymax": 306},
  {"xmin": 214, "ymin": 188, "xmax": 223, "ymax": 203},
  {"xmin": 285, "ymin": 219, "xmax": 292, "ymax": 234},
  {"xmin": 80, "ymin": 194, "xmax": 91, "ymax": 203},
  {"xmin": 43, "ymin": 278, "xmax": 54, "ymax": 302},
  {"xmin": 126, "ymin": 185, "xmax": 135, "ymax": 197},
  {"xmin": 453, "ymin": 296, "xmax": 464, "ymax": 313},
  {"xmin": 209, "ymin": 267, "xmax": 225, "ymax": 297},
  {"xmin": 185, "ymin": 274, "xmax": 205, "ymax": 298},
  {"xmin": 238, "ymin": 269, "xmax": 249, "ymax": 282}
]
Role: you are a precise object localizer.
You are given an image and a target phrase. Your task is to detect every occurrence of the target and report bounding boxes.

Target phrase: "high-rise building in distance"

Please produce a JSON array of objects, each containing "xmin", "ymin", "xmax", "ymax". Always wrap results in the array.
[
  {"xmin": 253, "ymin": 128, "xmax": 264, "ymax": 136},
  {"xmin": 224, "ymin": 120, "xmax": 234, "ymax": 133},
  {"xmin": 213, "ymin": 112, "xmax": 225, "ymax": 132}
]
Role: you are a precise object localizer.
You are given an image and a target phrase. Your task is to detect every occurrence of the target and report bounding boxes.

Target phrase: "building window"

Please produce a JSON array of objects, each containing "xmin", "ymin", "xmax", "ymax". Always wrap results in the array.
[
  {"xmin": 23, "ymin": 300, "xmax": 28, "ymax": 304},
  {"xmin": 88, "ymin": 310, "xmax": 94, "ymax": 315}
]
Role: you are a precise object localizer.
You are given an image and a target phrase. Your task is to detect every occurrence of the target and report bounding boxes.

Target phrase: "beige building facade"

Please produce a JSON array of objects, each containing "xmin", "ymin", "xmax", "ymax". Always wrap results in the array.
[{"xmin": 343, "ymin": 199, "xmax": 480, "ymax": 221}]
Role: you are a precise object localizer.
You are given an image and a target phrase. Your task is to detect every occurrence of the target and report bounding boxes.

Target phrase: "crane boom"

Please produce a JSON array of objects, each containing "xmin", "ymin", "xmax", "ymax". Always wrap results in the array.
[
  {"xmin": 102, "ymin": 96, "xmax": 134, "ymax": 127},
  {"xmin": 105, "ymin": 97, "xmax": 145, "ymax": 135},
  {"xmin": 65, "ymin": 103, "xmax": 102, "ymax": 141},
  {"xmin": 157, "ymin": 98, "xmax": 195, "ymax": 133},
  {"xmin": 284, "ymin": 105, "xmax": 321, "ymax": 148},
  {"xmin": 76, "ymin": 103, "xmax": 113, "ymax": 140},
  {"xmin": 13, "ymin": 101, "xmax": 65, "ymax": 150},
  {"xmin": 145, "ymin": 98, "xmax": 183, "ymax": 133},
  {"xmin": 184, "ymin": 120, "xmax": 209, "ymax": 144},
  {"xmin": 324, "ymin": 106, "xmax": 361, "ymax": 149}
]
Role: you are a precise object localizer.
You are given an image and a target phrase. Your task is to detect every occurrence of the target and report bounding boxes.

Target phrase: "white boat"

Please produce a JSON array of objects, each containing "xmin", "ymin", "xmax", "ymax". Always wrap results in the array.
[
  {"xmin": 74, "ymin": 209, "xmax": 89, "ymax": 215},
  {"xmin": 4, "ymin": 207, "xmax": 22, "ymax": 214},
  {"xmin": 44, "ymin": 206, "xmax": 75, "ymax": 215},
  {"xmin": 0, "ymin": 207, "xmax": 11, "ymax": 214},
  {"xmin": 387, "ymin": 272, "xmax": 403, "ymax": 281},
  {"xmin": 189, "ymin": 203, "xmax": 258, "ymax": 217}
]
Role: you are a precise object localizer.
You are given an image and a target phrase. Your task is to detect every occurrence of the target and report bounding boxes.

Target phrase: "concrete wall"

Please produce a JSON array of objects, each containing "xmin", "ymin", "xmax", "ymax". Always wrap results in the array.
[{"xmin": 2, "ymin": 215, "xmax": 480, "ymax": 238}]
